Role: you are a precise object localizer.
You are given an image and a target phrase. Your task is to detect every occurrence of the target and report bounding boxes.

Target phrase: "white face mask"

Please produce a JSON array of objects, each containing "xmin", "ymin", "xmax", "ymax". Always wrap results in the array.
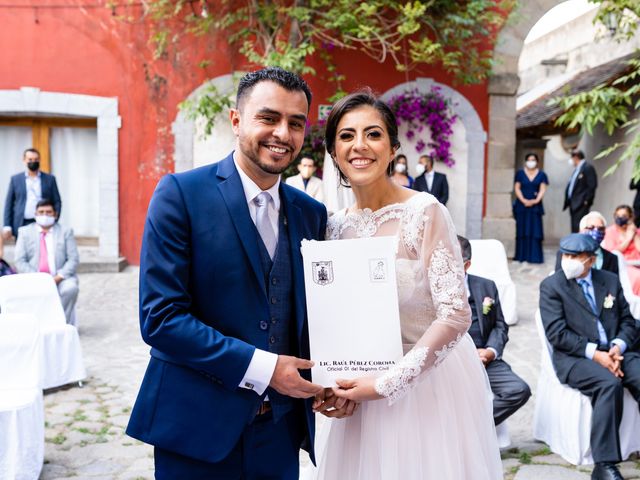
[
  {"xmin": 394, "ymin": 163, "xmax": 407, "ymax": 174},
  {"xmin": 415, "ymin": 164, "xmax": 426, "ymax": 176},
  {"xmin": 561, "ymin": 257, "xmax": 588, "ymax": 279},
  {"xmin": 568, "ymin": 158, "xmax": 575, "ymax": 167},
  {"xmin": 525, "ymin": 160, "xmax": 537, "ymax": 170},
  {"xmin": 35, "ymin": 215, "xmax": 55, "ymax": 228}
]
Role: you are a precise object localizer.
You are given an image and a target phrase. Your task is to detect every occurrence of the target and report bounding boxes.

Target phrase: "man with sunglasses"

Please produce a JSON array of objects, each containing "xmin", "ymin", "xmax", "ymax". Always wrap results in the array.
[{"xmin": 555, "ymin": 211, "xmax": 619, "ymax": 275}]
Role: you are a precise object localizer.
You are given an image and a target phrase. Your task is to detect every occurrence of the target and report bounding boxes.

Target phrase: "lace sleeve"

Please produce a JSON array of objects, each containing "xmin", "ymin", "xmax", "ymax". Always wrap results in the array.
[{"xmin": 375, "ymin": 201, "xmax": 471, "ymax": 404}]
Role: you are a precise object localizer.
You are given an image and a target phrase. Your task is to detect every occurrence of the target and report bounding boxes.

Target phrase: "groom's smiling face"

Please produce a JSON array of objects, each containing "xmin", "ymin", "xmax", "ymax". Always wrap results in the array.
[{"xmin": 231, "ymin": 80, "xmax": 308, "ymax": 188}]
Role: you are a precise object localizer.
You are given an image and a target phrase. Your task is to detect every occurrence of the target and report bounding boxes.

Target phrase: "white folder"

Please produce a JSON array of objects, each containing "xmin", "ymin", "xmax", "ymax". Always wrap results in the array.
[{"xmin": 301, "ymin": 237, "xmax": 403, "ymax": 386}]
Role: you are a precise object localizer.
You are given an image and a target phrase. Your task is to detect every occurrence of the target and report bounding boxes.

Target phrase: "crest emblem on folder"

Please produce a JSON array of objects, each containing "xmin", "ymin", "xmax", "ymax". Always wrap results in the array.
[{"xmin": 312, "ymin": 261, "xmax": 334, "ymax": 286}]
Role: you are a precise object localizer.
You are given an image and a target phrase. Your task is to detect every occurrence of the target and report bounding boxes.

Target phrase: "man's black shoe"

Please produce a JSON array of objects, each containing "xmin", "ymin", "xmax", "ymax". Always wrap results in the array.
[{"xmin": 592, "ymin": 462, "xmax": 624, "ymax": 480}]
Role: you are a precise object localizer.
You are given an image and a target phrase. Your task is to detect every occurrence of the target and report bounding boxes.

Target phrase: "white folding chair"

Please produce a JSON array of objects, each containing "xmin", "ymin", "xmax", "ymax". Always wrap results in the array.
[
  {"xmin": 468, "ymin": 239, "xmax": 518, "ymax": 325},
  {"xmin": 0, "ymin": 313, "xmax": 44, "ymax": 480},
  {"xmin": 612, "ymin": 251, "xmax": 640, "ymax": 319},
  {"xmin": 0, "ymin": 273, "xmax": 86, "ymax": 389},
  {"xmin": 533, "ymin": 310, "xmax": 640, "ymax": 465}
]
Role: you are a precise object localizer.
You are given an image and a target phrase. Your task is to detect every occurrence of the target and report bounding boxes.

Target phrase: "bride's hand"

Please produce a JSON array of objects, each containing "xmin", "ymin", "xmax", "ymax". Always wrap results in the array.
[
  {"xmin": 313, "ymin": 388, "xmax": 359, "ymax": 418},
  {"xmin": 332, "ymin": 377, "xmax": 383, "ymax": 402}
]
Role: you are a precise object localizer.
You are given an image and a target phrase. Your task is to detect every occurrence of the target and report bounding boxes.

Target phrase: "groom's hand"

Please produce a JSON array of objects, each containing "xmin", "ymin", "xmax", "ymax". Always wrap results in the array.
[
  {"xmin": 269, "ymin": 355, "xmax": 324, "ymax": 398},
  {"xmin": 313, "ymin": 388, "xmax": 359, "ymax": 418}
]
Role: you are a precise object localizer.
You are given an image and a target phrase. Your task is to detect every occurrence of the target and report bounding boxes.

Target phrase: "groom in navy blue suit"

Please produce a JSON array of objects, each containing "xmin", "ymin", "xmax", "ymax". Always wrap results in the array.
[{"xmin": 127, "ymin": 68, "xmax": 331, "ymax": 479}]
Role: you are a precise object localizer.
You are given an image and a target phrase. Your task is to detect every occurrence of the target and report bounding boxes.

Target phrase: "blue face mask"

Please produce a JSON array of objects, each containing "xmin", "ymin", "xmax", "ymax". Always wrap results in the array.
[
  {"xmin": 585, "ymin": 228, "xmax": 605, "ymax": 244},
  {"xmin": 615, "ymin": 216, "xmax": 629, "ymax": 227}
]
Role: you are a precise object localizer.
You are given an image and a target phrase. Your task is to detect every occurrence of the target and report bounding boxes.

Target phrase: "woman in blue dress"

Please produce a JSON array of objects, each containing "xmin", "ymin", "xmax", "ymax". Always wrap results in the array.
[{"xmin": 513, "ymin": 153, "xmax": 549, "ymax": 263}]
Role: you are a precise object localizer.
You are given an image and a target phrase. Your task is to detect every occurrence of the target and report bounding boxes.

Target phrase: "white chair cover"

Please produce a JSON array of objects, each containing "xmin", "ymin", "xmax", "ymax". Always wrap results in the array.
[
  {"xmin": 533, "ymin": 310, "xmax": 640, "ymax": 465},
  {"xmin": 0, "ymin": 313, "xmax": 44, "ymax": 480},
  {"xmin": 467, "ymin": 239, "xmax": 518, "ymax": 325},
  {"xmin": 495, "ymin": 421, "xmax": 511, "ymax": 449},
  {"xmin": 0, "ymin": 273, "xmax": 86, "ymax": 389},
  {"xmin": 612, "ymin": 250, "xmax": 640, "ymax": 319}
]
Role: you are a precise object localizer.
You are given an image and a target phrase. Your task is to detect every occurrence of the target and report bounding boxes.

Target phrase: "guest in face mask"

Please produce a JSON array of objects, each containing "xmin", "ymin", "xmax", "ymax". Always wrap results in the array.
[
  {"xmin": 412, "ymin": 154, "xmax": 449, "ymax": 205},
  {"xmin": 3, "ymin": 148, "xmax": 62, "ymax": 241},
  {"xmin": 14, "ymin": 198, "xmax": 79, "ymax": 324},
  {"xmin": 554, "ymin": 212, "xmax": 619, "ymax": 276},
  {"xmin": 390, "ymin": 154, "xmax": 414, "ymax": 189},
  {"xmin": 540, "ymin": 233, "xmax": 640, "ymax": 480},
  {"xmin": 513, "ymin": 152, "xmax": 549, "ymax": 264},
  {"xmin": 601, "ymin": 205, "xmax": 640, "ymax": 296}
]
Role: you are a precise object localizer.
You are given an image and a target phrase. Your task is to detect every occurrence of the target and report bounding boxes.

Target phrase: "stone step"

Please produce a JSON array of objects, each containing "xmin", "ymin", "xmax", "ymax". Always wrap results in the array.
[{"xmin": 2, "ymin": 244, "xmax": 127, "ymax": 273}]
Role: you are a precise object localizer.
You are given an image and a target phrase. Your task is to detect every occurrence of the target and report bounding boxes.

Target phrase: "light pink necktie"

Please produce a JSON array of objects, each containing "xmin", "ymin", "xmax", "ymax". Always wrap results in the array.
[{"xmin": 38, "ymin": 231, "xmax": 50, "ymax": 273}]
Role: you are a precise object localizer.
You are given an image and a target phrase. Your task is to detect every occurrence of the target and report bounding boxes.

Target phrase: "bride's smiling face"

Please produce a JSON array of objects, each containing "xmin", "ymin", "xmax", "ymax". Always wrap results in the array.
[{"xmin": 333, "ymin": 106, "xmax": 396, "ymax": 188}]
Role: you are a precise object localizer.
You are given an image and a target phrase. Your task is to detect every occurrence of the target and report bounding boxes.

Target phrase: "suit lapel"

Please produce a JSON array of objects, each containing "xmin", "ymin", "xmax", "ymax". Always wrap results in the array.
[
  {"xmin": 591, "ymin": 272, "xmax": 609, "ymax": 320},
  {"xmin": 31, "ymin": 225, "xmax": 40, "ymax": 270},
  {"xmin": 566, "ymin": 277, "xmax": 595, "ymax": 316},
  {"xmin": 281, "ymin": 186, "xmax": 306, "ymax": 343},
  {"xmin": 469, "ymin": 277, "xmax": 487, "ymax": 337},
  {"xmin": 216, "ymin": 157, "xmax": 267, "ymax": 296}
]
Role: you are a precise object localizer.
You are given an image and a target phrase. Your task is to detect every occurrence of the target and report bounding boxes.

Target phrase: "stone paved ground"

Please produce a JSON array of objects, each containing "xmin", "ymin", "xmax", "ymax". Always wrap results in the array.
[{"xmin": 39, "ymin": 247, "xmax": 640, "ymax": 479}]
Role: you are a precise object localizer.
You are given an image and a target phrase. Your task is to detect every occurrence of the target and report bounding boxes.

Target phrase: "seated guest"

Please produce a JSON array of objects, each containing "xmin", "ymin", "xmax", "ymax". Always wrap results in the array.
[
  {"xmin": 14, "ymin": 199, "xmax": 79, "ymax": 323},
  {"xmin": 413, "ymin": 154, "xmax": 449, "ymax": 205},
  {"xmin": 540, "ymin": 233, "xmax": 640, "ymax": 480},
  {"xmin": 285, "ymin": 156, "xmax": 324, "ymax": 202},
  {"xmin": 602, "ymin": 205, "xmax": 640, "ymax": 295},
  {"xmin": 555, "ymin": 211, "xmax": 618, "ymax": 275},
  {"xmin": 458, "ymin": 235, "xmax": 531, "ymax": 426}
]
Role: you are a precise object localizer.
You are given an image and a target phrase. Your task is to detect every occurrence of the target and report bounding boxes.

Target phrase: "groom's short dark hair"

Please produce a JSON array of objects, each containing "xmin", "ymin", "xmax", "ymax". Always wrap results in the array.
[{"xmin": 236, "ymin": 67, "xmax": 312, "ymax": 110}]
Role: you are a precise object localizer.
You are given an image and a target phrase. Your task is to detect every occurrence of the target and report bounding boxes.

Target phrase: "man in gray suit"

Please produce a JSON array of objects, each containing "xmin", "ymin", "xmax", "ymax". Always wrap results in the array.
[
  {"xmin": 15, "ymin": 198, "xmax": 79, "ymax": 324},
  {"xmin": 540, "ymin": 233, "xmax": 640, "ymax": 480}
]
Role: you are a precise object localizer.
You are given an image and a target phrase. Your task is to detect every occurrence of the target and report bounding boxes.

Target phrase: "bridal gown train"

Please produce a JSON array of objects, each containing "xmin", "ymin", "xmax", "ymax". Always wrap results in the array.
[{"xmin": 314, "ymin": 193, "xmax": 503, "ymax": 480}]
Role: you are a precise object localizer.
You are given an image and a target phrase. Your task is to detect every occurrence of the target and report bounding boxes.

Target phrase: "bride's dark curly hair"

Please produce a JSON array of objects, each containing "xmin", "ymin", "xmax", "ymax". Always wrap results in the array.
[{"xmin": 324, "ymin": 89, "xmax": 401, "ymax": 187}]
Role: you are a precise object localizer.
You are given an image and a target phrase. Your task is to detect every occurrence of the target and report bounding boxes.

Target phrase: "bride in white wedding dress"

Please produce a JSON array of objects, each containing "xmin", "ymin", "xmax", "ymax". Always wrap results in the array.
[{"xmin": 312, "ymin": 90, "xmax": 502, "ymax": 479}]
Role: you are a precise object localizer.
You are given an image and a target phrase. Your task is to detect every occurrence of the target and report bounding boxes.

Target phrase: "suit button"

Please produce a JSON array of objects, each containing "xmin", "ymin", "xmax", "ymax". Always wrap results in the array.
[
  {"xmin": 271, "ymin": 316, "xmax": 277, "ymax": 325},
  {"xmin": 272, "ymin": 277, "xmax": 278, "ymax": 285},
  {"xmin": 269, "ymin": 335, "xmax": 276, "ymax": 344},
  {"xmin": 259, "ymin": 320, "xmax": 268, "ymax": 330},
  {"xmin": 271, "ymin": 297, "xmax": 277, "ymax": 304}
]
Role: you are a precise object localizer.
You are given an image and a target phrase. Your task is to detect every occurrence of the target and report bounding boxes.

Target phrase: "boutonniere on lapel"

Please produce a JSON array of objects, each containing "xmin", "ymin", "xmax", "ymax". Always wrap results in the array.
[
  {"xmin": 603, "ymin": 294, "xmax": 615, "ymax": 309},
  {"xmin": 482, "ymin": 297, "xmax": 495, "ymax": 315}
]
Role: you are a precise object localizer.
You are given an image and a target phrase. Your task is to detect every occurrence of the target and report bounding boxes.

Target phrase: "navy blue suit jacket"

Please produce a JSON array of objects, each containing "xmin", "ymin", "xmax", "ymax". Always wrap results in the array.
[
  {"xmin": 126, "ymin": 154, "xmax": 327, "ymax": 463},
  {"xmin": 539, "ymin": 268, "xmax": 637, "ymax": 383},
  {"xmin": 3, "ymin": 172, "xmax": 62, "ymax": 235},
  {"xmin": 413, "ymin": 171, "xmax": 449, "ymax": 205}
]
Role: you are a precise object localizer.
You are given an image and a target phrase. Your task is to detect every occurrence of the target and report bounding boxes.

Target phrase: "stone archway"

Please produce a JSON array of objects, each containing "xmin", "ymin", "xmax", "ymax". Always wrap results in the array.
[
  {"xmin": 0, "ymin": 86, "xmax": 121, "ymax": 258},
  {"xmin": 382, "ymin": 78, "xmax": 487, "ymax": 239},
  {"xmin": 172, "ymin": 73, "xmax": 238, "ymax": 173},
  {"xmin": 485, "ymin": 0, "xmax": 563, "ymax": 254}
]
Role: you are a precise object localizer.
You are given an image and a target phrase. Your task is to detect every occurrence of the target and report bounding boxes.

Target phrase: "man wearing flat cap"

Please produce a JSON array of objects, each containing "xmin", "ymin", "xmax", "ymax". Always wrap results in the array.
[{"xmin": 540, "ymin": 233, "xmax": 640, "ymax": 480}]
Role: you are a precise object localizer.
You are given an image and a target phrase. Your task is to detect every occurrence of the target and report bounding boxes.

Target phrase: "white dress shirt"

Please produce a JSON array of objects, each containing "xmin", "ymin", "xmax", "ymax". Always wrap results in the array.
[
  {"xmin": 36, "ymin": 224, "xmax": 57, "ymax": 277},
  {"xmin": 24, "ymin": 171, "xmax": 42, "ymax": 220},
  {"xmin": 234, "ymin": 157, "xmax": 280, "ymax": 396},
  {"xmin": 425, "ymin": 170, "xmax": 435, "ymax": 191}
]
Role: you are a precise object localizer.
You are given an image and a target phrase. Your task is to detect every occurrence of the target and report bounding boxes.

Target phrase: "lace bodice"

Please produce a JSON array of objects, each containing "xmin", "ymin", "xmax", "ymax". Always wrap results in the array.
[{"xmin": 326, "ymin": 193, "xmax": 471, "ymax": 404}]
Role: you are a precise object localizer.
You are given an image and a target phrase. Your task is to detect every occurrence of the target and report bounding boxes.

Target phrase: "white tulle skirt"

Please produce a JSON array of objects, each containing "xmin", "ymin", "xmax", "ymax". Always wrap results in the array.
[{"xmin": 312, "ymin": 334, "xmax": 503, "ymax": 480}]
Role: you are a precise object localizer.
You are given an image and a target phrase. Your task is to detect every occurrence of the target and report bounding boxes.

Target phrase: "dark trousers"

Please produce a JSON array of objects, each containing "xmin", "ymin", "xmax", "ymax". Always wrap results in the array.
[
  {"xmin": 486, "ymin": 359, "xmax": 531, "ymax": 426},
  {"xmin": 565, "ymin": 352, "xmax": 640, "ymax": 463},
  {"xmin": 154, "ymin": 408, "xmax": 304, "ymax": 480},
  {"xmin": 570, "ymin": 205, "xmax": 590, "ymax": 233}
]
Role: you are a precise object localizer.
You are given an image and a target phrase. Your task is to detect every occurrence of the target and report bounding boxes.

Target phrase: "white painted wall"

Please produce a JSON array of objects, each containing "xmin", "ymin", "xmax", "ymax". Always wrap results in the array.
[
  {"xmin": 396, "ymin": 120, "xmax": 469, "ymax": 236},
  {"xmin": 193, "ymin": 115, "xmax": 235, "ymax": 168},
  {"xmin": 538, "ymin": 114, "xmax": 639, "ymax": 242},
  {"xmin": 519, "ymin": 8, "xmax": 640, "ymax": 95}
]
